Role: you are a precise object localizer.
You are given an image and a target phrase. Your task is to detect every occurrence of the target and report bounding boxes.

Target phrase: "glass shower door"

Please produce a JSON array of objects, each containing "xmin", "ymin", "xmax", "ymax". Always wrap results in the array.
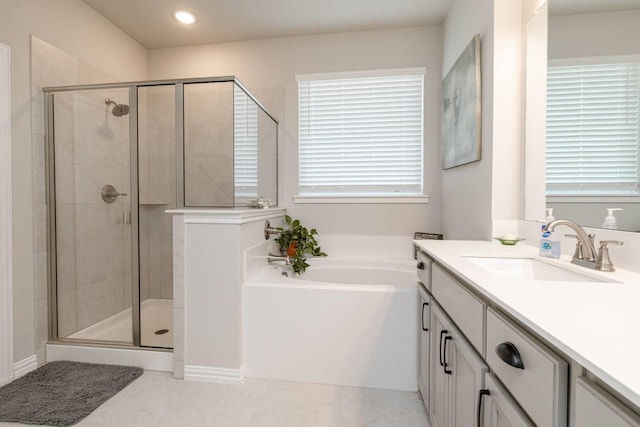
[
  {"xmin": 51, "ymin": 88, "xmax": 134, "ymax": 345},
  {"xmin": 137, "ymin": 85, "xmax": 175, "ymax": 348}
]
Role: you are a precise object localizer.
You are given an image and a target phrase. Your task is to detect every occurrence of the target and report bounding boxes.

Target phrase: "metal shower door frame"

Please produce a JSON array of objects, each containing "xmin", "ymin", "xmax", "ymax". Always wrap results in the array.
[{"xmin": 45, "ymin": 86, "xmax": 143, "ymax": 348}]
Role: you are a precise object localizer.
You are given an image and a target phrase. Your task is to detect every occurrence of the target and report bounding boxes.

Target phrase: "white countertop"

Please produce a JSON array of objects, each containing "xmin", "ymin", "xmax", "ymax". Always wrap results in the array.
[{"xmin": 415, "ymin": 239, "xmax": 640, "ymax": 409}]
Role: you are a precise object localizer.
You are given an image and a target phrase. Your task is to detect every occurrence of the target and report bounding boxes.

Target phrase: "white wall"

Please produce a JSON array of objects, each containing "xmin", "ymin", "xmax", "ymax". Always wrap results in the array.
[
  {"xmin": 492, "ymin": 0, "xmax": 523, "ymax": 223},
  {"xmin": 0, "ymin": 42, "xmax": 13, "ymax": 385},
  {"xmin": 440, "ymin": 0, "xmax": 494, "ymax": 240},
  {"xmin": 0, "ymin": 0, "xmax": 147, "ymax": 364},
  {"xmin": 148, "ymin": 26, "xmax": 443, "ymax": 237},
  {"xmin": 440, "ymin": 0, "xmax": 524, "ymax": 241},
  {"xmin": 548, "ymin": 10, "xmax": 640, "ymax": 59}
]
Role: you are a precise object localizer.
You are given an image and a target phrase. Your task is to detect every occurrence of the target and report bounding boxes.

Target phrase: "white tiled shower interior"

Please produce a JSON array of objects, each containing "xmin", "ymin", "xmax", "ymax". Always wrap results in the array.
[
  {"xmin": 31, "ymin": 36, "xmax": 175, "ymax": 354},
  {"xmin": 183, "ymin": 81, "xmax": 235, "ymax": 207},
  {"xmin": 138, "ymin": 85, "xmax": 176, "ymax": 310},
  {"xmin": 52, "ymin": 88, "xmax": 133, "ymax": 339},
  {"xmin": 31, "ymin": 37, "xmax": 136, "ymax": 357}
]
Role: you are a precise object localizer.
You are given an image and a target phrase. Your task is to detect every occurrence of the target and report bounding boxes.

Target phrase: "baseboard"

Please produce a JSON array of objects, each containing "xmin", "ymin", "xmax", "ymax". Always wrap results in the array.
[
  {"xmin": 14, "ymin": 355, "xmax": 38, "ymax": 378},
  {"xmin": 184, "ymin": 364, "xmax": 244, "ymax": 384}
]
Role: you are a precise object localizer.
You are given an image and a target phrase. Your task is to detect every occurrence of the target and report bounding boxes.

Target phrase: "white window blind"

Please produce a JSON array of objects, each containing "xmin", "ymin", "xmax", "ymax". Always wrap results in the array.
[
  {"xmin": 297, "ymin": 70, "xmax": 424, "ymax": 196},
  {"xmin": 234, "ymin": 85, "xmax": 258, "ymax": 198},
  {"xmin": 546, "ymin": 62, "xmax": 640, "ymax": 195}
]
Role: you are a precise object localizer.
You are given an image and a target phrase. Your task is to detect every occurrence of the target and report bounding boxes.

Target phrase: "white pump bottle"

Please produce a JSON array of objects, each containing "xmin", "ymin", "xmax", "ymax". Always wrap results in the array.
[
  {"xmin": 602, "ymin": 208, "xmax": 622, "ymax": 229},
  {"xmin": 545, "ymin": 208, "xmax": 555, "ymax": 223}
]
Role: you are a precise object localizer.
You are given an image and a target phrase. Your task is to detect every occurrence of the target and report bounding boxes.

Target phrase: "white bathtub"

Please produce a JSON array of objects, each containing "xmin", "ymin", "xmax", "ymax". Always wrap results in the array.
[{"xmin": 243, "ymin": 257, "xmax": 418, "ymax": 391}]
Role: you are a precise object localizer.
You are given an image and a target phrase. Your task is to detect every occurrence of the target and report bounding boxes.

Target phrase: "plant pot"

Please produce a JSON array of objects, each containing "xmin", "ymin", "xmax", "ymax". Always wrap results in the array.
[{"xmin": 286, "ymin": 241, "xmax": 298, "ymax": 257}]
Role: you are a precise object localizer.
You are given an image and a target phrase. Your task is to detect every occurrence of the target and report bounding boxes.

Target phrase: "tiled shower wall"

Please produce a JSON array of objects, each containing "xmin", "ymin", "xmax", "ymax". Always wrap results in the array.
[
  {"xmin": 138, "ymin": 86, "xmax": 176, "ymax": 301},
  {"xmin": 32, "ymin": 38, "xmax": 177, "ymax": 362},
  {"xmin": 31, "ymin": 36, "xmax": 134, "ymax": 361},
  {"xmin": 184, "ymin": 82, "xmax": 235, "ymax": 207},
  {"xmin": 52, "ymin": 88, "xmax": 132, "ymax": 339}
]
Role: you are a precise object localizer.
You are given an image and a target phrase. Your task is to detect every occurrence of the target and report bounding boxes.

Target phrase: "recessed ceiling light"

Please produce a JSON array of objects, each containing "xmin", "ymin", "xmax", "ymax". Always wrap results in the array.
[{"xmin": 173, "ymin": 10, "xmax": 197, "ymax": 24}]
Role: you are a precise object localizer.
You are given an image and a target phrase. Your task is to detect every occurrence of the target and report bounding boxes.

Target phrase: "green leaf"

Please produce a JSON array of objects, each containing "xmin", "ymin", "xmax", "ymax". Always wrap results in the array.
[{"xmin": 275, "ymin": 215, "xmax": 327, "ymax": 274}]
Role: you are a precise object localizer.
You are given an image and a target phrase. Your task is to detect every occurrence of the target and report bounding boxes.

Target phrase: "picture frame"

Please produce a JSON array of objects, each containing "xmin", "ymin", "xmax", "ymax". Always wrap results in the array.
[{"xmin": 441, "ymin": 34, "xmax": 482, "ymax": 170}]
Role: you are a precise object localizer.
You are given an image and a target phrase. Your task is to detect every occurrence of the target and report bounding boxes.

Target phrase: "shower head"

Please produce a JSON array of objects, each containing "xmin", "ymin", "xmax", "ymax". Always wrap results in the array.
[{"xmin": 105, "ymin": 98, "xmax": 130, "ymax": 117}]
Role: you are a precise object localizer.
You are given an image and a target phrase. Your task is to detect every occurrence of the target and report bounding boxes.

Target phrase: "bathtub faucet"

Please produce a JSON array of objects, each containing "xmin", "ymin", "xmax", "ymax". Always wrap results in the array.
[{"xmin": 268, "ymin": 254, "xmax": 291, "ymax": 265}]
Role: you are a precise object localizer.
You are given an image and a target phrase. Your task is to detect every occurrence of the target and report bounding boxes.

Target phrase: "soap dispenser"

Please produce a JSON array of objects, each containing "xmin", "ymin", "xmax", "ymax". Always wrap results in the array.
[
  {"xmin": 545, "ymin": 208, "xmax": 555, "ymax": 223},
  {"xmin": 602, "ymin": 208, "xmax": 623, "ymax": 229},
  {"xmin": 540, "ymin": 207, "xmax": 560, "ymax": 258}
]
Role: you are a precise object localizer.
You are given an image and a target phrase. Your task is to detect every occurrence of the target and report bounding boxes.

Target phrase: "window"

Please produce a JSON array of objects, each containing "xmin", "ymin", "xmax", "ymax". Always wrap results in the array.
[
  {"xmin": 234, "ymin": 85, "xmax": 258, "ymax": 199},
  {"xmin": 297, "ymin": 69, "xmax": 425, "ymax": 199},
  {"xmin": 546, "ymin": 60, "xmax": 640, "ymax": 196}
]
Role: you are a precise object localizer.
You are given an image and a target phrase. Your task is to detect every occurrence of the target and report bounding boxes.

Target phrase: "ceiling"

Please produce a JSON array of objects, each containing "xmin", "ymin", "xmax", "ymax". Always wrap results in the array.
[{"xmin": 81, "ymin": 0, "xmax": 454, "ymax": 49}]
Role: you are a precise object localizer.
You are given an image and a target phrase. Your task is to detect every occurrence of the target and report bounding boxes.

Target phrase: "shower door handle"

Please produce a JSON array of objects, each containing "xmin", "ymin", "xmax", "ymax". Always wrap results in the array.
[{"xmin": 122, "ymin": 211, "xmax": 131, "ymax": 225}]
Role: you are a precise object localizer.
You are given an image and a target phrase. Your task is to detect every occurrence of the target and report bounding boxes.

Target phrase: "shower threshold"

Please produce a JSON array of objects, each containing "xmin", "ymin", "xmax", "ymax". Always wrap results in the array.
[{"xmin": 68, "ymin": 298, "xmax": 173, "ymax": 348}]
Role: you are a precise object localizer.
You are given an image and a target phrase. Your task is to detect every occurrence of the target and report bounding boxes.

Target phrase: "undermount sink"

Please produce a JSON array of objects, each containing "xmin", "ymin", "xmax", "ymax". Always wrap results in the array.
[{"xmin": 463, "ymin": 256, "xmax": 612, "ymax": 283}]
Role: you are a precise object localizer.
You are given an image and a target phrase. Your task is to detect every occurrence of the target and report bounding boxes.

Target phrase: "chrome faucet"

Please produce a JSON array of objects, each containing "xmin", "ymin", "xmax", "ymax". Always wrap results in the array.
[
  {"xmin": 546, "ymin": 219, "xmax": 624, "ymax": 271},
  {"xmin": 268, "ymin": 254, "xmax": 291, "ymax": 265},
  {"xmin": 595, "ymin": 240, "xmax": 624, "ymax": 272},
  {"xmin": 545, "ymin": 219, "xmax": 598, "ymax": 267}
]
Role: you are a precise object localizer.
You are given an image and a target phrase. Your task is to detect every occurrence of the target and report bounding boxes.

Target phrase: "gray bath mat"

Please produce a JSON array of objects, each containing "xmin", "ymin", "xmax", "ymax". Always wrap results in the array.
[{"xmin": 0, "ymin": 360, "xmax": 143, "ymax": 426}]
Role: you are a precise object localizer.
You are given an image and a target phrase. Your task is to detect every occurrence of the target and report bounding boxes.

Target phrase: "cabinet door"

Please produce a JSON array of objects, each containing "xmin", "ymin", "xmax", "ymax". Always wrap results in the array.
[
  {"xmin": 486, "ymin": 308, "xmax": 567, "ymax": 426},
  {"xmin": 430, "ymin": 304, "xmax": 450, "ymax": 427},
  {"xmin": 447, "ymin": 324, "xmax": 488, "ymax": 427},
  {"xmin": 483, "ymin": 374, "xmax": 535, "ymax": 427},
  {"xmin": 418, "ymin": 289, "xmax": 430, "ymax": 408},
  {"xmin": 575, "ymin": 377, "xmax": 640, "ymax": 427}
]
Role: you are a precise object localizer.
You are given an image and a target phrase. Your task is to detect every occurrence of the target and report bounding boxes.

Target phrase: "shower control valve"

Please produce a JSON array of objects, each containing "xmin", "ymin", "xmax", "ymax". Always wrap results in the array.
[{"xmin": 101, "ymin": 184, "xmax": 127, "ymax": 204}]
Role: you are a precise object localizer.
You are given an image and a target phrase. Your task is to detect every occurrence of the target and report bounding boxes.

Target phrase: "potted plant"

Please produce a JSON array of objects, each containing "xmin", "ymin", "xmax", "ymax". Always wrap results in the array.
[{"xmin": 275, "ymin": 215, "xmax": 327, "ymax": 274}]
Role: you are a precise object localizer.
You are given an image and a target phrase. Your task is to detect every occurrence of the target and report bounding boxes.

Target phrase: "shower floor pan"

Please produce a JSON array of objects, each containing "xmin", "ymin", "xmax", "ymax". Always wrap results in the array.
[{"xmin": 68, "ymin": 298, "xmax": 173, "ymax": 348}]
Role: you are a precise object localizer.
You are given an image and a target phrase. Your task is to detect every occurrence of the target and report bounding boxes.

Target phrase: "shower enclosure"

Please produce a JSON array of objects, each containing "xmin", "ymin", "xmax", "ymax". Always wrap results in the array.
[{"xmin": 44, "ymin": 77, "xmax": 278, "ymax": 350}]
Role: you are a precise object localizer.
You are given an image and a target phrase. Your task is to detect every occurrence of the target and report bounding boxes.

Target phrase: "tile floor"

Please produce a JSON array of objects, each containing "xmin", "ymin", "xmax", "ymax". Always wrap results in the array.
[{"xmin": 1, "ymin": 371, "xmax": 431, "ymax": 426}]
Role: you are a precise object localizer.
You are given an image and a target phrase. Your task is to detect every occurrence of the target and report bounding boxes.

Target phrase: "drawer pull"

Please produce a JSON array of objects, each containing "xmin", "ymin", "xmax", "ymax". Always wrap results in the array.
[
  {"xmin": 495, "ymin": 342, "xmax": 525, "ymax": 369},
  {"xmin": 477, "ymin": 389, "xmax": 490, "ymax": 427},
  {"xmin": 439, "ymin": 330, "xmax": 448, "ymax": 366},
  {"xmin": 443, "ymin": 335, "xmax": 452, "ymax": 374},
  {"xmin": 417, "ymin": 261, "xmax": 425, "ymax": 270},
  {"xmin": 421, "ymin": 302, "xmax": 429, "ymax": 331}
]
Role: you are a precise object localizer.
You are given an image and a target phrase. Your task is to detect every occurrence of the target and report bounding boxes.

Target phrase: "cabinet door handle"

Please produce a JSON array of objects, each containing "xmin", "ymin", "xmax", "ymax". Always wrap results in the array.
[
  {"xmin": 443, "ymin": 335, "xmax": 452, "ymax": 375},
  {"xmin": 477, "ymin": 389, "xmax": 490, "ymax": 427},
  {"xmin": 421, "ymin": 303, "xmax": 429, "ymax": 331},
  {"xmin": 439, "ymin": 330, "xmax": 448, "ymax": 366},
  {"xmin": 495, "ymin": 342, "xmax": 525, "ymax": 370},
  {"xmin": 417, "ymin": 261, "xmax": 425, "ymax": 270}
]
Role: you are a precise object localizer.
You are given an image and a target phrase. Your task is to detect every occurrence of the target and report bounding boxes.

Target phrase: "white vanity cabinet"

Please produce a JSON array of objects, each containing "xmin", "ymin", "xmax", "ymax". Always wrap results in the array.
[
  {"xmin": 422, "ymin": 256, "xmax": 564, "ymax": 427},
  {"xmin": 417, "ymin": 250, "xmax": 432, "ymax": 291},
  {"xmin": 574, "ymin": 377, "xmax": 640, "ymax": 427},
  {"xmin": 429, "ymin": 302, "xmax": 488, "ymax": 427},
  {"xmin": 416, "ymin": 242, "xmax": 640, "ymax": 427},
  {"xmin": 483, "ymin": 373, "xmax": 535, "ymax": 427},
  {"xmin": 431, "ymin": 264, "xmax": 485, "ymax": 354},
  {"xmin": 486, "ymin": 308, "xmax": 567, "ymax": 427},
  {"xmin": 418, "ymin": 284, "xmax": 430, "ymax": 409}
]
